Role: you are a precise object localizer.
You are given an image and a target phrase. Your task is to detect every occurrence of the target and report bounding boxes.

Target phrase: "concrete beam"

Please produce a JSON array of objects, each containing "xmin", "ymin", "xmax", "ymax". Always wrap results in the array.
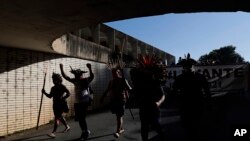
[{"xmin": 1, "ymin": 0, "xmax": 250, "ymax": 53}]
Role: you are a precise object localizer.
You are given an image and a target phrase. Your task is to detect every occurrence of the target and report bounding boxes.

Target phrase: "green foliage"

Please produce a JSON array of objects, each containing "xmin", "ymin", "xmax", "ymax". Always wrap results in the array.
[{"xmin": 198, "ymin": 45, "xmax": 245, "ymax": 65}]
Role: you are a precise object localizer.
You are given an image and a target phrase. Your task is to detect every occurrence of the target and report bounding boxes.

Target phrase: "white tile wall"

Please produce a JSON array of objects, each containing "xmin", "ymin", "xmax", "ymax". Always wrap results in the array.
[{"xmin": 0, "ymin": 47, "xmax": 111, "ymax": 136}]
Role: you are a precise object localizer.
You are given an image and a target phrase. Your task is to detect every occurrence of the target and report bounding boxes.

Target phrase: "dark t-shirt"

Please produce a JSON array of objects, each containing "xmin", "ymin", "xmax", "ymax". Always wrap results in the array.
[
  {"xmin": 173, "ymin": 71, "xmax": 210, "ymax": 107},
  {"xmin": 130, "ymin": 69, "xmax": 164, "ymax": 108},
  {"xmin": 109, "ymin": 78, "xmax": 127, "ymax": 102},
  {"xmin": 50, "ymin": 84, "xmax": 68, "ymax": 103}
]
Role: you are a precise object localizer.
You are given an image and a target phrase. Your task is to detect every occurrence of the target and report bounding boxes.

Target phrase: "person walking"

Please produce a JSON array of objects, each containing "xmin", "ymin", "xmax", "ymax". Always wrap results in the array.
[
  {"xmin": 41, "ymin": 73, "xmax": 71, "ymax": 138},
  {"xmin": 100, "ymin": 67, "xmax": 132, "ymax": 138},
  {"xmin": 130, "ymin": 54, "xmax": 166, "ymax": 141},
  {"xmin": 172, "ymin": 56, "xmax": 211, "ymax": 141},
  {"xmin": 60, "ymin": 63, "xmax": 94, "ymax": 140}
]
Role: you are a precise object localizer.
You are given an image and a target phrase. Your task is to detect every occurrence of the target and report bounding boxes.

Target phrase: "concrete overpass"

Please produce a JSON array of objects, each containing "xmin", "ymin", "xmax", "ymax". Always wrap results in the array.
[
  {"xmin": 1, "ymin": 0, "xmax": 250, "ymax": 137},
  {"xmin": 1, "ymin": 0, "xmax": 250, "ymax": 53}
]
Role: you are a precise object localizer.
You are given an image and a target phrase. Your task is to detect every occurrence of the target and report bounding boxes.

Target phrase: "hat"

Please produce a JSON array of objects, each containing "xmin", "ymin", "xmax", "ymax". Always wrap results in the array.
[
  {"xmin": 178, "ymin": 53, "xmax": 197, "ymax": 68},
  {"xmin": 179, "ymin": 59, "xmax": 191, "ymax": 68},
  {"xmin": 70, "ymin": 67, "xmax": 87, "ymax": 75}
]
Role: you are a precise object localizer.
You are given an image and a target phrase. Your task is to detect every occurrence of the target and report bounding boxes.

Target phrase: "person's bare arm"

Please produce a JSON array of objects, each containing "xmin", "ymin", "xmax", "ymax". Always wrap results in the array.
[
  {"xmin": 156, "ymin": 94, "xmax": 165, "ymax": 107},
  {"xmin": 60, "ymin": 64, "xmax": 74, "ymax": 83},
  {"xmin": 124, "ymin": 79, "xmax": 132, "ymax": 100},
  {"xmin": 124, "ymin": 79, "xmax": 132, "ymax": 91},
  {"xmin": 86, "ymin": 63, "xmax": 94, "ymax": 82},
  {"xmin": 62, "ymin": 86, "xmax": 70, "ymax": 100},
  {"xmin": 41, "ymin": 88, "xmax": 53, "ymax": 98}
]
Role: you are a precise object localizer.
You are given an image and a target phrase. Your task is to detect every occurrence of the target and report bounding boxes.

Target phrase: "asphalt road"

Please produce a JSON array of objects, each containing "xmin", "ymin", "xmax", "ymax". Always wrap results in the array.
[{"xmin": 3, "ymin": 93, "xmax": 250, "ymax": 141}]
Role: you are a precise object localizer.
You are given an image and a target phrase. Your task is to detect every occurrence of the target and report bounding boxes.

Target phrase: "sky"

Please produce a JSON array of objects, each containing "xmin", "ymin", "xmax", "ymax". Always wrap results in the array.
[{"xmin": 105, "ymin": 12, "xmax": 250, "ymax": 62}]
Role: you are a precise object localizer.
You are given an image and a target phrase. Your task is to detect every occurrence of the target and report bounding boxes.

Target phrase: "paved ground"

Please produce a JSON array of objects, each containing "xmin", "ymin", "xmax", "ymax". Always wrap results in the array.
[
  {"xmin": 2, "ymin": 93, "xmax": 250, "ymax": 141},
  {"xmin": 3, "ymin": 108, "xmax": 168, "ymax": 141}
]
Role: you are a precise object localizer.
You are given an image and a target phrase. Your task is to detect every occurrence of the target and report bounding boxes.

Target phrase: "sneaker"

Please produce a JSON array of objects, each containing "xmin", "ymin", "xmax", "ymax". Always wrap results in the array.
[
  {"xmin": 114, "ymin": 132, "xmax": 120, "ymax": 138},
  {"xmin": 119, "ymin": 129, "xmax": 125, "ymax": 134},
  {"xmin": 63, "ymin": 126, "xmax": 71, "ymax": 133},
  {"xmin": 80, "ymin": 130, "xmax": 91, "ymax": 140},
  {"xmin": 47, "ymin": 133, "xmax": 56, "ymax": 138}
]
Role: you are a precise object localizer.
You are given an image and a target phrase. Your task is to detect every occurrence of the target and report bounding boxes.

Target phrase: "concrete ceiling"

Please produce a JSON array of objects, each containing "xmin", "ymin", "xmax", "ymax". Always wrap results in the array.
[{"xmin": 0, "ymin": 0, "xmax": 250, "ymax": 53}]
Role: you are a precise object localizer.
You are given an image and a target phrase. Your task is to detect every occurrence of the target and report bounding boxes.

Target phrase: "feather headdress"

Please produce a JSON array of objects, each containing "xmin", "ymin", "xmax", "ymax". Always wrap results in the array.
[
  {"xmin": 132, "ymin": 54, "xmax": 167, "ymax": 82},
  {"xmin": 137, "ymin": 54, "xmax": 159, "ymax": 69},
  {"xmin": 106, "ymin": 59, "xmax": 126, "ymax": 70},
  {"xmin": 69, "ymin": 66, "xmax": 87, "ymax": 75}
]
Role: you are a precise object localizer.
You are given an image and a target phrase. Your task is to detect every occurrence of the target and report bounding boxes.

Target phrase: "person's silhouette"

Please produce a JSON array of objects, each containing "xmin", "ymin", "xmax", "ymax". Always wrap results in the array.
[
  {"xmin": 100, "ymin": 68, "xmax": 131, "ymax": 138},
  {"xmin": 41, "ymin": 73, "xmax": 70, "ymax": 138},
  {"xmin": 60, "ymin": 63, "xmax": 94, "ymax": 140},
  {"xmin": 130, "ymin": 55, "xmax": 166, "ymax": 141},
  {"xmin": 172, "ymin": 58, "xmax": 211, "ymax": 140}
]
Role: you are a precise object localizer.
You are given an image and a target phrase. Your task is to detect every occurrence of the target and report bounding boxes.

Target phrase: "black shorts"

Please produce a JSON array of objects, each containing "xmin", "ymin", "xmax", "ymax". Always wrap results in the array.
[
  {"xmin": 53, "ymin": 103, "xmax": 64, "ymax": 118},
  {"xmin": 110, "ymin": 100, "xmax": 125, "ymax": 116}
]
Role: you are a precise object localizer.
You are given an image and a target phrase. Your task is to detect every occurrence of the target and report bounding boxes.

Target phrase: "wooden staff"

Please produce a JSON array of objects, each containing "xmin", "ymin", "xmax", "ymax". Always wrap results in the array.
[
  {"xmin": 36, "ymin": 71, "xmax": 47, "ymax": 130},
  {"xmin": 128, "ymin": 105, "xmax": 135, "ymax": 120},
  {"xmin": 120, "ymin": 68, "xmax": 134, "ymax": 120}
]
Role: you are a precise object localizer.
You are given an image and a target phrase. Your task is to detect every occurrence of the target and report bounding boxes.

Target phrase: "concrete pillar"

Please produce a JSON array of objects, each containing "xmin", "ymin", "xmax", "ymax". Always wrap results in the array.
[
  {"xmin": 108, "ymin": 29, "xmax": 115, "ymax": 50},
  {"xmin": 92, "ymin": 24, "xmax": 100, "ymax": 44},
  {"xmin": 124, "ymin": 35, "xmax": 128, "ymax": 55}
]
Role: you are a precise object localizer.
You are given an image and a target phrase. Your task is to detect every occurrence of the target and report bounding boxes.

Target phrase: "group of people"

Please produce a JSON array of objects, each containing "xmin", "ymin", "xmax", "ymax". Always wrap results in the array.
[{"xmin": 42, "ymin": 54, "xmax": 211, "ymax": 141}]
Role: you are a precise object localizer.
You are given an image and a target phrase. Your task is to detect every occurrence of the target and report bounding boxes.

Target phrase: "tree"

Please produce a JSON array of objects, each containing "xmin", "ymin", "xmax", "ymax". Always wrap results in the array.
[{"xmin": 198, "ymin": 45, "xmax": 245, "ymax": 65}]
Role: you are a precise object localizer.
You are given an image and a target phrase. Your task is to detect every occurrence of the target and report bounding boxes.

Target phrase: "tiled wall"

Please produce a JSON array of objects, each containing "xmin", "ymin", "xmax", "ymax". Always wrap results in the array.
[{"xmin": 0, "ymin": 47, "xmax": 112, "ymax": 136}]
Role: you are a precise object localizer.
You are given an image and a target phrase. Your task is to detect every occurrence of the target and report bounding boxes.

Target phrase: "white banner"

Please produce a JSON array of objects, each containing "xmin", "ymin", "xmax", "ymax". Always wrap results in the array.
[{"xmin": 166, "ymin": 64, "xmax": 250, "ymax": 96}]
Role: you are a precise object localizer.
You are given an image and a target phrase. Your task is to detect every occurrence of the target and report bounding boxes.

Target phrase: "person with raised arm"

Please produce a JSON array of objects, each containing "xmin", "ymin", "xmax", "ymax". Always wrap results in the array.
[{"xmin": 60, "ymin": 63, "xmax": 94, "ymax": 140}]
